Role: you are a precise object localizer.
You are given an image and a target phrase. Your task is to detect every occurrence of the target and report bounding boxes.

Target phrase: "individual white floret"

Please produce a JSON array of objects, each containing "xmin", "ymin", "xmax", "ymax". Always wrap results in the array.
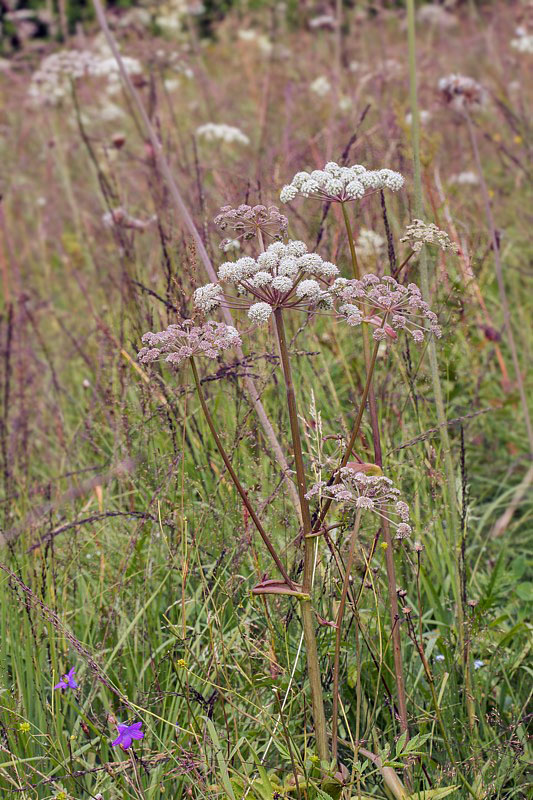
[
  {"xmin": 280, "ymin": 185, "xmax": 298, "ymax": 203},
  {"xmin": 248, "ymin": 302, "xmax": 273, "ymax": 324},
  {"xmin": 339, "ymin": 304, "xmax": 363, "ymax": 326},
  {"xmin": 193, "ymin": 283, "xmax": 224, "ymax": 312},
  {"xmin": 218, "ymin": 261, "xmax": 245, "ymax": 283},
  {"xmin": 277, "ymin": 257, "xmax": 299, "ymax": 278},
  {"xmin": 251, "ymin": 271, "xmax": 273, "ymax": 288},
  {"xmin": 235, "ymin": 256, "xmax": 259, "ymax": 278},
  {"xmin": 271, "ymin": 275, "xmax": 294, "ymax": 292},
  {"xmin": 296, "ymin": 279, "xmax": 322, "ymax": 300},
  {"xmin": 286, "ymin": 240, "xmax": 308, "ymax": 257}
]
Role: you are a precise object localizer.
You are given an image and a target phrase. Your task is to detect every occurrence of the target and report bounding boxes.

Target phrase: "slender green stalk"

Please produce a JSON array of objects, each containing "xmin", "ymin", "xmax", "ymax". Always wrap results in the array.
[
  {"xmin": 332, "ymin": 508, "xmax": 362, "ymax": 760},
  {"xmin": 406, "ymin": 0, "xmax": 469, "ymax": 709},
  {"xmin": 341, "ymin": 203, "xmax": 410, "ymax": 737},
  {"xmin": 273, "ymin": 308, "xmax": 329, "ymax": 764},
  {"xmin": 189, "ymin": 357, "xmax": 294, "ymax": 588}
]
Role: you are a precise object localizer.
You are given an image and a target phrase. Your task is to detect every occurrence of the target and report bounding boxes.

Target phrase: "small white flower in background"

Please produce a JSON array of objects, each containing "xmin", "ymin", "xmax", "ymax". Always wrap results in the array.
[
  {"xmin": 405, "ymin": 109, "xmax": 431, "ymax": 126},
  {"xmin": 511, "ymin": 32, "xmax": 533, "ymax": 54},
  {"xmin": 310, "ymin": 75, "xmax": 332, "ymax": 97},
  {"xmin": 380, "ymin": 58, "xmax": 403, "ymax": 78},
  {"xmin": 438, "ymin": 73, "xmax": 488, "ymax": 112},
  {"xmin": 27, "ymin": 48, "xmax": 143, "ymax": 107},
  {"xmin": 332, "ymin": 274, "xmax": 441, "ymax": 343},
  {"xmin": 164, "ymin": 78, "xmax": 181, "ymax": 92},
  {"xmin": 474, "ymin": 660, "xmax": 484, "ymax": 670},
  {"xmin": 305, "ymin": 467, "xmax": 412, "ymax": 539},
  {"xmin": 339, "ymin": 96, "xmax": 352, "ymax": 113},
  {"xmin": 196, "ymin": 123, "xmax": 250, "ymax": 146},
  {"xmin": 238, "ymin": 29, "xmax": 256, "ymax": 42},
  {"xmin": 194, "ymin": 240, "xmax": 339, "ymax": 326},
  {"xmin": 309, "ymin": 14, "xmax": 337, "ymax": 30},
  {"xmin": 417, "ymin": 4, "xmax": 458, "ymax": 29},
  {"xmin": 237, "ymin": 29, "xmax": 273, "ymax": 55},
  {"xmin": 449, "ymin": 171, "xmax": 479, "ymax": 186},
  {"xmin": 138, "ymin": 320, "xmax": 241, "ymax": 367},
  {"xmin": 102, "ymin": 207, "xmax": 156, "ymax": 232},
  {"xmin": 357, "ymin": 228, "xmax": 385, "ymax": 259},
  {"xmin": 97, "ymin": 102, "xmax": 125, "ymax": 122},
  {"xmin": 221, "ymin": 239, "xmax": 241, "ymax": 253},
  {"xmin": 435, "ymin": 654, "xmax": 445, "ymax": 662},
  {"xmin": 349, "ymin": 60, "xmax": 362, "ymax": 72},
  {"xmin": 400, "ymin": 219, "xmax": 459, "ymax": 254},
  {"xmin": 280, "ymin": 161, "xmax": 404, "ymax": 204}
]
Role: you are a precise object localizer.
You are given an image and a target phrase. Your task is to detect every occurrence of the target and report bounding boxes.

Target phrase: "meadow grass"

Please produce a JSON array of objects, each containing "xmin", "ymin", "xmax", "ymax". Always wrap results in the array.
[{"xmin": 0, "ymin": 3, "xmax": 532, "ymax": 799}]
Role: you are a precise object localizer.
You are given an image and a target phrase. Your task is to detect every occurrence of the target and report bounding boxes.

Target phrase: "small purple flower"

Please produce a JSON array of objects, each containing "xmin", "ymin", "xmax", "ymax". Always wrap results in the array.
[
  {"xmin": 54, "ymin": 667, "xmax": 78, "ymax": 691},
  {"xmin": 111, "ymin": 721, "xmax": 144, "ymax": 750}
]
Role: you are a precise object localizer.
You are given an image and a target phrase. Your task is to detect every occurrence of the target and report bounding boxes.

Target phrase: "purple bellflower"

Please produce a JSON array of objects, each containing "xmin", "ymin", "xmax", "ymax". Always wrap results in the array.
[
  {"xmin": 54, "ymin": 667, "xmax": 78, "ymax": 691},
  {"xmin": 111, "ymin": 721, "xmax": 144, "ymax": 750}
]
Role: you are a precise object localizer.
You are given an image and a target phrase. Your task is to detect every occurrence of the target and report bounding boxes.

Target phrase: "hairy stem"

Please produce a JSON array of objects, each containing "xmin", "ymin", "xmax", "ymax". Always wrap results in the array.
[
  {"xmin": 273, "ymin": 308, "xmax": 329, "ymax": 763},
  {"xmin": 189, "ymin": 357, "xmax": 294, "ymax": 587}
]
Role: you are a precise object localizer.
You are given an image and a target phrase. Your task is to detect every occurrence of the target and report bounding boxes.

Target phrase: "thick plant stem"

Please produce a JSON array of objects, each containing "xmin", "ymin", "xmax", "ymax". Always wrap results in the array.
[
  {"xmin": 332, "ymin": 509, "xmax": 362, "ymax": 760},
  {"xmin": 342, "ymin": 203, "xmax": 410, "ymax": 737},
  {"xmin": 273, "ymin": 308, "xmax": 329, "ymax": 764},
  {"xmin": 189, "ymin": 357, "xmax": 294, "ymax": 588},
  {"xmin": 406, "ymin": 0, "xmax": 471, "ymax": 720},
  {"xmin": 465, "ymin": 112, "xmax": 533, "ymax": 456},
  {"xmin": 91, "ymin": 0, "xmax": 301, "ymax": 515}
]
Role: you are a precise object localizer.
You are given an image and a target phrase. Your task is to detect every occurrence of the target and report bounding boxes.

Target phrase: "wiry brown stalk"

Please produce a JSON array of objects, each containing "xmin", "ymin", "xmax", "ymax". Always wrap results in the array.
[
  {"xmin": 273, "ymin": 308, "xmax": 329, "ymax": 764},
  {"xmin": 341, "ymin": 202, "xmax": 410, "ymax": 737},
  {"xmin": 189, "ymin": 356, "xmax": 294, "ymax": 588}
]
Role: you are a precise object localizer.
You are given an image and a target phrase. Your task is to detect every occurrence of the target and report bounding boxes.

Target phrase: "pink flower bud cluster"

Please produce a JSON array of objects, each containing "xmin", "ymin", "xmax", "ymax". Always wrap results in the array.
[{"xmin": 138, "ymin": 320, "xmax": 241, "ymax": 367}]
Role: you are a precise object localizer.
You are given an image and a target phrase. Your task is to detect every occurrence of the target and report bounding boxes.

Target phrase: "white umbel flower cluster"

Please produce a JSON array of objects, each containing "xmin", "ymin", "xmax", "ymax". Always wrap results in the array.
[
  {"xmin": 280, "ymin": 162, "xmax": 404, "ymax": 204},
  {"xmin": 438, "ymin": 74, "xmax": 488, "ymax": 112},
  {"xmin": 196, "ymin": 124, "xmax": 250, "ymax": 145},
  {"xmin": 400, "ymin": 219, "xmax": 459, "ymax": 253},
  {"xmin": 27, "ymin": 48, "xmax": 143, "ymax": 106},
  {"xmin": 332, "ymin": 274, "xmax": 442, "ymax": 343},
  {"xmin": 305, "ymin": 467, "xmax": 412, "ymax": 539},
  {"xmin": 193, "ymin": 240, "xmax": 339, "ymax": 325}
]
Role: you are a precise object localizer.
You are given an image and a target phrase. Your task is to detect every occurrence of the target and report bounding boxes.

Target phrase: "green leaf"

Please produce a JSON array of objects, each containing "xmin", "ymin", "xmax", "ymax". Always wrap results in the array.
[
  {"xmin": 204, "ymin": 717, "xmax": 236, "ymax": 800},
  {"xmin": 515, "ymin": 582, "xmax": 533, "ymax": 602},
  {"xmin": 395, "ymin": 731, "xmax": 408, "ymax": 756}
]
